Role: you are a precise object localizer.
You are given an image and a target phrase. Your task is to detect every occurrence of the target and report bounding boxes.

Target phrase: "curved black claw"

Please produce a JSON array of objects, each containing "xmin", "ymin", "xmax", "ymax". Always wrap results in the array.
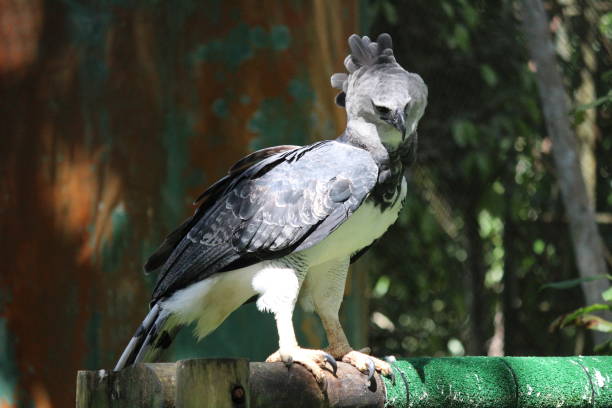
[
  {"xmin": 365, "ymin": 358, "xmax": 375, "ymax": 381},
  {"xmin": 323, "ymin": 352, "xmax": 338, "ymax": 376},
  {"xmin": 388, "ymin": 369, "xmax": 396, "ymax": 385},
  {"xmin": 384, "ymin": 356, "xmax": 396, "ymax": 384}
]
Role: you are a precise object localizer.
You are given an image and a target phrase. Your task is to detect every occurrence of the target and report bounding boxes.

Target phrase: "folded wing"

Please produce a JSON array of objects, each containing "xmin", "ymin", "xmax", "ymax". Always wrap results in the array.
[{"xmin": 148, "ymin": 140, "xmax": 378, "ymax": 303}]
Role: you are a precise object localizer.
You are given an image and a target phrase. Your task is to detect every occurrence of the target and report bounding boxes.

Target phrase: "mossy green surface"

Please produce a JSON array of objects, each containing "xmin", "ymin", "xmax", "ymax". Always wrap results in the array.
[
  {"xmin": 383, "ymin": 356, "xmax": 612, "ymax": 407},
  {"xmin": 503, "ymin": 357, "xmax": 591, "ymax": 407},
  {"xmin": 575, "ymin": 355, "xmax": 612, "ymax": 408}
]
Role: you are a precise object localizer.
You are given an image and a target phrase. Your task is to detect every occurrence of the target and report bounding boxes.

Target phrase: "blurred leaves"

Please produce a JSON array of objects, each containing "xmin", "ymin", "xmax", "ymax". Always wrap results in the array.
[
  {"xmin": 452, "ymin": 120, "xmax": 478, "ymax": 148},
  {"xmin": 367, "ymin": 0, "xmax": 612, "ymax": 357},
  {"xmin": 541, "ymin": 275, "xmax": 612, "ymax": 291},
  {"xmin": 603, "ymin": 287, "xmax": 612, "ymax": 302},
  {"xmin": 450, "ymin": 24, "xmax": 471, "ymax": 52},
  {"xmin": 544, "ymin": 274, "xmax": 611, "ymax": 345},
  {"xmin": 572, "ymin": 90, "xmax": 612, "ymax": 125},
  {"xmin": 550, "ymin": 305, "xmax": 612, "ymax": 332},
  {"xmin": 480, "ymin": 64, "xmax": 498, "ymax": 87},
  {"xmin": 599, "ymin": 12, "xmax": 612, "ymax": 39},
  {"xmin": 373, "ymin": 275, "xmax": 391, "ymax": 298}
]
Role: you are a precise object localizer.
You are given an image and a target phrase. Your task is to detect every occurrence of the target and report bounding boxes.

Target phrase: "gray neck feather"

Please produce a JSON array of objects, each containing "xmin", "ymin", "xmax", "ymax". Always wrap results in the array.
[
  {"xmin": 339, "ymin": 118, "xmax": 414, "ymax": 168},
  {"xmin": 339, "ymin": 119, "xmax": 389, "ymax": 164}
]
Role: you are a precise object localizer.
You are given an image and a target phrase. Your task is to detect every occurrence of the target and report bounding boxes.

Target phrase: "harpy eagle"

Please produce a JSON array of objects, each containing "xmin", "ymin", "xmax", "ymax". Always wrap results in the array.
[{"xmin": 115, "ymin": 33, "xmax": 427, "ymax": 382}]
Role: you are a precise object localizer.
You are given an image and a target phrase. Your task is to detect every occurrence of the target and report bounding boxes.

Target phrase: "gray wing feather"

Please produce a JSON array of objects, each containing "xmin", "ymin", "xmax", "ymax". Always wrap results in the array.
[
  {"xmin": 150, "ymin": 141, "xmax": 378, "ymax": 302},
  {"xmin": 230, "ymin": 142, "xmax": 376, "ymax": 253}
]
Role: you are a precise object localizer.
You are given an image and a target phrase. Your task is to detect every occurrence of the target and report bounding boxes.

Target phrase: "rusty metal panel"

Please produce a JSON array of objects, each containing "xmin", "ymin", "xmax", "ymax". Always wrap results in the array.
[{"xmin": 0, "ymin": 1, "xmax": 360, "ymax": 406}]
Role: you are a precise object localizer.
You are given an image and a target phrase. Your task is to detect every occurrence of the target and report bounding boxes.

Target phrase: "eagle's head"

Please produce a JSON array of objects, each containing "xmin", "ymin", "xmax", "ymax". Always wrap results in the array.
[{"xmin": 331, "ymin": 34, "xmax": 428, "ymax": 151}]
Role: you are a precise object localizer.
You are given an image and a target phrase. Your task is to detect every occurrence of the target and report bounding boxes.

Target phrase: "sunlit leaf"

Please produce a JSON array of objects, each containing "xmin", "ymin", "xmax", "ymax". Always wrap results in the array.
[
  {"xmin": 602, "ymin": 287, "xmax": 612, "ymax": 302},
  {"xmin": 573, "ymin": 314, "xmax": 612, "ymax": 333},
  {"xmin": 599, "ymin": 12, "xmax": 612, "ymax": 39},
  {"xmin": 441, "ymin": 1, "xmax": 454, "ymax": 17},
  {"xmin": 561, "ymin": 304, "xmax": 611, "ymax": 327},
  {"xmin": 533, "ymin": 239, "xmax": 545, "ymax": 255},
  {"xmin": 373, "ymin": 275, "xmax": 391, "ymax": 298},
  {"xmin": 460, "ymin": 1, "xmax": 478, "ymax": 28},
  {"xmin": 480, "ymin": 64, "xmax": 498, "ymax": 87},
  {"xmin": 453, "ymin": 25, "xmax": 470, "ymax": 52},
  {"xmin": 573, "ymin": 90, "xmax": 612, "ymax": 112}
]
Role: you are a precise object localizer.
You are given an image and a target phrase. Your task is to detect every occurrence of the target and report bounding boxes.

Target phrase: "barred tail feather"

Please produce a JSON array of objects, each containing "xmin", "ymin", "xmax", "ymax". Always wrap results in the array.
[{"xmin": 114, "ymin": 304, "xmax": 180, "ymax": 371}]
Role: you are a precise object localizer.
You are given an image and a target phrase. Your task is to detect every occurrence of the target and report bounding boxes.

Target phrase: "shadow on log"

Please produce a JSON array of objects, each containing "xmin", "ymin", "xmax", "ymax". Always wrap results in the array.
[{"xmin": 250, "ymin": 361, "xmax": 384, "ymax": 408}]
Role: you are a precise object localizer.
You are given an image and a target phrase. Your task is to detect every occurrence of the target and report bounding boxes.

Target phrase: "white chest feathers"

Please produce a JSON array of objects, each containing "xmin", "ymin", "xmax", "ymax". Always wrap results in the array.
[{"xmin": 303, "ymin": 177, "xmax": 407, "ymax": 264}]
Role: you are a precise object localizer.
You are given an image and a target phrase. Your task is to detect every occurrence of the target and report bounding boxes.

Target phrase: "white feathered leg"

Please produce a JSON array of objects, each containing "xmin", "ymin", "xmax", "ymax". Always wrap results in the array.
[{"xmin": 254, "ymin": 257, "xmax": 337, "ymax": 382}]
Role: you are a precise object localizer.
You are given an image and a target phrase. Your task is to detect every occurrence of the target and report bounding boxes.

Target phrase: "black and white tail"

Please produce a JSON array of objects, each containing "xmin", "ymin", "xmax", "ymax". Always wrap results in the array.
[{"xmin": 114, "ymin": 304, "xmax": 180, "ymax": 371}]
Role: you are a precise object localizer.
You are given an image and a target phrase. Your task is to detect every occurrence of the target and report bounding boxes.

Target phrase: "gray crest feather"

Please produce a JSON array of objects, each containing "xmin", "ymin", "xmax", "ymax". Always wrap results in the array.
[
  {"xmin": 330, "ymin": 73, "xmax": 348, "ymax": 90},
  {"xmin": 331, "ymin": 33, "xmax": 398, "ymax": 107}
]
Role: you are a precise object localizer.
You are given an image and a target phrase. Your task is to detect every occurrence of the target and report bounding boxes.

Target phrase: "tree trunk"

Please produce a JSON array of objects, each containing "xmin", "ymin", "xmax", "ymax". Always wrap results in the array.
[
  {"xmin": 519, "ymin": 0, "xmax": 610, "ymax": 344},
  {"xmin": 555, "ymin": 0, "xmax": 599, "ymax": 207},
  {"xmin": 465, "ymin": 206, "xmax": 487, "ymax": 355},
  {"xmin": 502, "ymin": 185, "xmax": 517, "ymax": 356}
]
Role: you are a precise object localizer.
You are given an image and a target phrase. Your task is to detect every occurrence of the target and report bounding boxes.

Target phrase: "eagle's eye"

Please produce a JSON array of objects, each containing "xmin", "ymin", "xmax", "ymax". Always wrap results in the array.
[{"xmin": 373, "ymin": 104, "xmax": 391, "ymax": 115}]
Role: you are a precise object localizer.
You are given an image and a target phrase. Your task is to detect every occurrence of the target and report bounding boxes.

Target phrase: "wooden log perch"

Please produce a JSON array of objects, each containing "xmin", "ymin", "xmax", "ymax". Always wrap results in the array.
[
  {"xmin": 76, "ymin": 360, "xmax": 385, "ymax": 408},
  {"xmin": 77, "ymin": 357, "xmax": 612, "ymax": 407}
]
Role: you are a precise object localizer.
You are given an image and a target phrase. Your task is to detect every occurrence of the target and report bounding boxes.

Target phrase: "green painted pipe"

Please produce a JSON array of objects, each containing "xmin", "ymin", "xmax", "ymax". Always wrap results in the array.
[{"xmin": 383, "ymin": 356, "xmax": 611, "ymax": 408}]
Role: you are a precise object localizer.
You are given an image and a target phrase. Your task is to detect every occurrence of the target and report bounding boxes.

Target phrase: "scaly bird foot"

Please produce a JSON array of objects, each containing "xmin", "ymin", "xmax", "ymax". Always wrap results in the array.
[
  {"xmin": 342, "ymin": 349, "xmax": 394, "ymax": 382},
  {"xmin": 266, "ymin": 347, "xmax": 337, "ymax": 383}
]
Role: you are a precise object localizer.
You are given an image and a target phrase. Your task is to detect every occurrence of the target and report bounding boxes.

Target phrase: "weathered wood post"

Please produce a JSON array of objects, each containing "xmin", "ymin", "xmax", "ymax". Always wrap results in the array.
[
  {"xmin": 175, "ymin": 359, "xmax": 250, "ymax": 408},
  {"xmin": 76, "ymin": 363, "xmax": 176, "ymax": 408}
]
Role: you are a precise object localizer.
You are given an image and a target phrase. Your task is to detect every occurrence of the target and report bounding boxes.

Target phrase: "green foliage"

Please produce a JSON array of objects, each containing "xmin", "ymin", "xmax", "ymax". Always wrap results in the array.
[
  {"xmin": 549, "ymin": 309, "xmax": 612, "ymax": 345},
  {"xmin": 540, "ymin": 274, "xmax": 612, "ymax": 290},
  {"xmin": 603, "ymin": 287, "xmax": 612, "ymax": 302},
  {"xmin": 544, "ymin": 275, "xmax": 611, "ymax": 348},
  {"xmin": 572, "ymin": 90, "xmax": 612, "ymax": 125},
  {"xmin": 599, "ymin": 12, "xmax": 612, "ymax": 39},
  {"xmin": 480, "ymin": 64, "xmax": 498, "ymax": 87},
  {"xmin": 366, "ymin": 0, "xmax": 611, "ymax": 357}
]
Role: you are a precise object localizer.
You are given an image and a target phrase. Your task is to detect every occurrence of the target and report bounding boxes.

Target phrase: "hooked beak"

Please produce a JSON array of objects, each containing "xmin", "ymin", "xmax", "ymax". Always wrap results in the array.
[{"xmin": 387, "ymin": 109, "xmax": 406, "ymax": 138}]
